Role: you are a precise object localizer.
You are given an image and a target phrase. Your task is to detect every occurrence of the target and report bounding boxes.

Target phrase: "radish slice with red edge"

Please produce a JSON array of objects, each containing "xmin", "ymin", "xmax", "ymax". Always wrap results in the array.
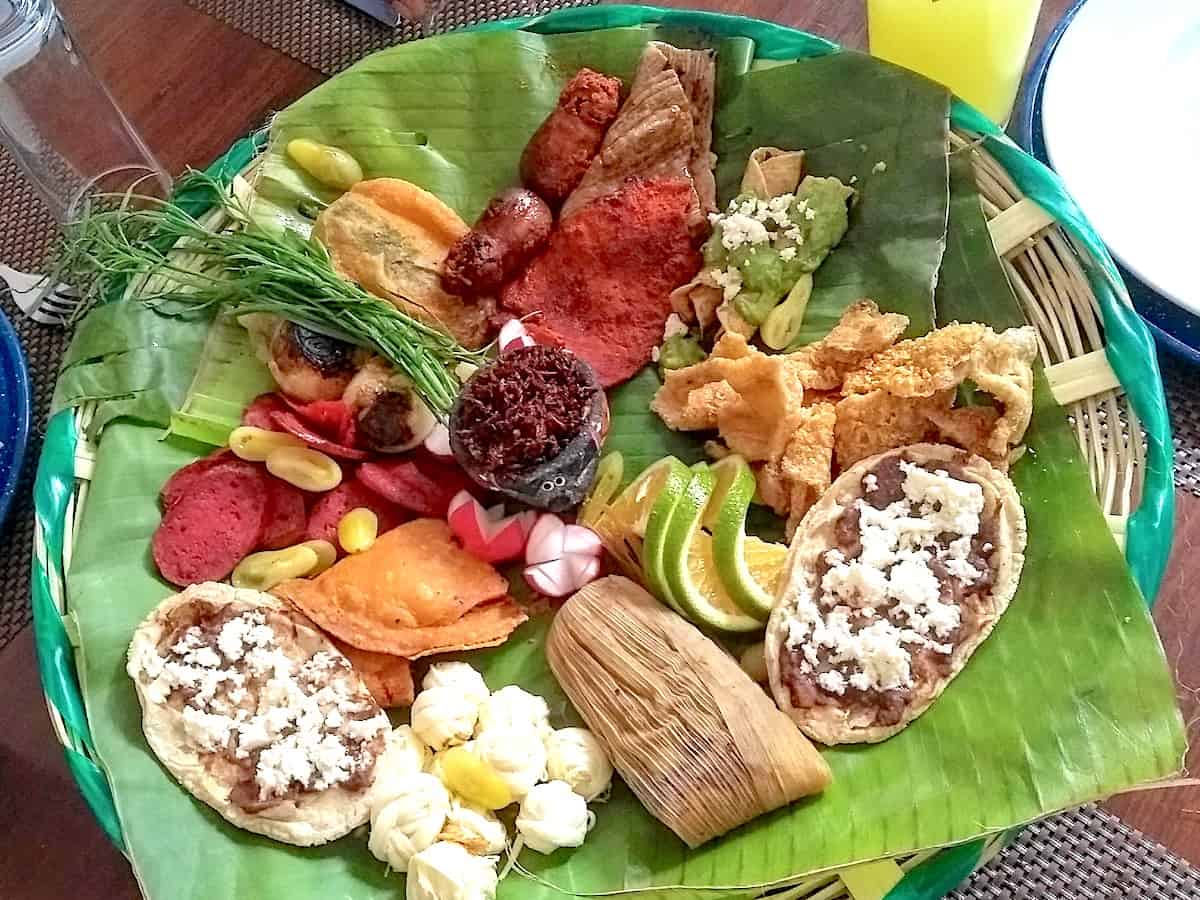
[
  {"xmin": 522, "ymin": 513, "xmax": 603, "ymax": 597},
  {"xmin": 447, "ymin": 490, "xmax": 537, "ymax": 564},
  {"xmin": 424, "ymin": 422, "xmax": 453, "ymax": 459},
  {"xmin": 525, "ymin": 513, "xmax": 567, "ymax": 566},
  {"xmin": 498, "ymin": 319, "xmax": 535, "ymax": 353},
  {"xmin": 524, "ymin": 559, "xmax": 576, "ymax": 598}
]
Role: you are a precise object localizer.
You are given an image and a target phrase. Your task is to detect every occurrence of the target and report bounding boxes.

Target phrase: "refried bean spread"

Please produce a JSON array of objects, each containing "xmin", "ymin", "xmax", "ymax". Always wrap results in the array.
[
  {"xmin": 779, "ymin": 451, "xmax": 999, "ymax": 727},
  {"xmin": 132, "ymin": 598, "xmax": 388, "ymax": 812}
]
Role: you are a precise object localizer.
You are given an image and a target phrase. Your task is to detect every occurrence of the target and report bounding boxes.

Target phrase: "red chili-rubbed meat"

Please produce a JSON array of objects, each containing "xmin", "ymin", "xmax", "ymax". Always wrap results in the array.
[
  {"xmin": 520, "ymin": 68, "xmax": 622, "ymax": 207},
  {"xmin": 499, "ymin": 177, "xmax": 702, "ymax": 387}
]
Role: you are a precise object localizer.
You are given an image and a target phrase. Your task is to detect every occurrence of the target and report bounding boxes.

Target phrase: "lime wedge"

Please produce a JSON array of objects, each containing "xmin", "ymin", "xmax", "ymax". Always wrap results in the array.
[
  {"xmin": 635, "ymin": 458, "xmax": 693, "ymax": 611},
  {"xmin": 593, "ymin": 456, "xmax": 689, "ymax": 579},
  {"xmin": 662, "ymin": 466, "xmax": 763, "ymax": 634},
  {"xmin": 711, "ymin": 456, "xmax": 787, "ymax": 620},
  {"xmin": 578, "ymin": 452, "xmax": 625, "ymax": 528},
  {"xmin": 703, "ymin": 454, "xmax": 749, "ymax": 531}
]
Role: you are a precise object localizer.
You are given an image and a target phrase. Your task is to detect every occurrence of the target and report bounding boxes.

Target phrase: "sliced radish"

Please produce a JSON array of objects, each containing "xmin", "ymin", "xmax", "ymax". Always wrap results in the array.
[
  {"xmin": 522, "ymin": 513, "xmax": 603, "ymax": 598},
  {"xmin": 524, "ymin": 559, "xmax": 576, "ymax": 598},
  {"xmin": 562, "ymin": 524, "xmax": 603, "ymax": 557},
  {"xmin": 424, "ymin": 422, "xmax": 453, "ymax": 459},
  {"xmin": 498, "ymin": 319, "xmax": 535, "ymax": 353},
  {"xmin": 525, "ymin": 514, "xmax": 567, "ymax": 566},
  {"xmin": 447, "ymin": 490, "xmax": 535, "ymax": 564},
  {"xmin": 564, "ymin": 553, "xmax": 601, "ymax": 586}
]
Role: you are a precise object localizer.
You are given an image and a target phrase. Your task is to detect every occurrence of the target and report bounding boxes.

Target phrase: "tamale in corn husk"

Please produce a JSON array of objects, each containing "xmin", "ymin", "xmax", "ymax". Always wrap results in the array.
[{"xmin": 546, "ymin": 576, "xmax": 831, "ymax": 848}]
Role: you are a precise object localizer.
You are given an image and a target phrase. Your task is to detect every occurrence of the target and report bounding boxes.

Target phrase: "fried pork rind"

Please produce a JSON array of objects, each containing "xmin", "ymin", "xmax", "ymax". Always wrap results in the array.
[
  {"xmin": 758, "ymin": 403, "xmax": 836, "ymax": 536},
  {"xmin": 965, "ymin": 326, "xmax": 1038, "ymax": 461},
  {"xmin": 333, "ymin": 640, "xmax": 415, "ymax": 708},
  {"xmin": 716, "ymin": 354, "xmax": 807, "ymax": 462},
  {"xmin": 791, "ymin": 300, "xmax": 909, "ymax": 390},
  {"xmin": 274, "ymin": 519, "xmax": 526, "ymax": 658},
  {"xmin": 833, "ymin": 390, "xmax": 951, "ymax": 468},
  {"xmin": 652, "ymin": 333, "xmax": 804, "ymax": 460},
  {"xmin": 841, "ymin": 323, "xmax": 987, "ymax": 397},
  {"xmin": 839, "ymin": 323, "xmax": 1038, "ymax": 466}
]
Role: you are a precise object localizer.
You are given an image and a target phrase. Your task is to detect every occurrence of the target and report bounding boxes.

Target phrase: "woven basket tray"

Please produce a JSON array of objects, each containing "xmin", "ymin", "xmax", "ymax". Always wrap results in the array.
[{"xmin": 30, "ymin": 7, "xmax": 1176, "ymax": 899}]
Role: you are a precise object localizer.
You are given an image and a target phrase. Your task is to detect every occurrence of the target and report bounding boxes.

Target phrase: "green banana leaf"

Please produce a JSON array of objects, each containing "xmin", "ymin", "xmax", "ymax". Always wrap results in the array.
[
  {"xmin": 714, "ymin": 51, "xmax": 950, "ymax": 347},
  {"xmin": 58, "ymin": 22, "xmax": 1184, "ymax": 900}
]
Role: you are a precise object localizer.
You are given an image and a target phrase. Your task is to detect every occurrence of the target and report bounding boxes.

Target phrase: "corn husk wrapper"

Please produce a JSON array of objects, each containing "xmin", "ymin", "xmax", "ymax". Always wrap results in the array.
[{"xmin": 546, "ymin": 576, "xmax": 832, "ymax": 848}]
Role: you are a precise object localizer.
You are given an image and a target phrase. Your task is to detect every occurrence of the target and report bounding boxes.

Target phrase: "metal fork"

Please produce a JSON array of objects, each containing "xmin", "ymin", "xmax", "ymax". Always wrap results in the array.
[{"xmin": 0, "ymin": 262, "xmax": 81, "ymax": 326}]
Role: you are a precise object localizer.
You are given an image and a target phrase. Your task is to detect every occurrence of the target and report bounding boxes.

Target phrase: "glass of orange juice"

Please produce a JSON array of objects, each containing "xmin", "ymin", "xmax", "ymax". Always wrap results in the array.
[{"xmin": 867, "ymin": 0, "xmax": 1043, "ymax": 124}]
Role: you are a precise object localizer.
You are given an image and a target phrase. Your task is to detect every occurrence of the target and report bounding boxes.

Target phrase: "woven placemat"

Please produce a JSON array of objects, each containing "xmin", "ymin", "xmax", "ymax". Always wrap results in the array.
[
  {"xmin": 185, "ymin": 0, "xmax": 599, "ymax": 76},
  {"xmin": 951, "ymin": 805, "xmax": 1200, "ymax": 899},
  {"xmin": 1162, "ymin": 354, "xmax": 1200, "ymax": 496},
  {"xmin": 0, "ymin": 144, "xmax": 67, "ymax": 652}
]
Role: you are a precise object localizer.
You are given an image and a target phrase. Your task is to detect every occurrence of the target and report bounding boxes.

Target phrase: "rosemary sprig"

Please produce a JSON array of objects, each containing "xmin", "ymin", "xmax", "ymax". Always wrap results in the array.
[{"xmin": 51, "ymin": 171, "xmax": 483, "ymax": 415}]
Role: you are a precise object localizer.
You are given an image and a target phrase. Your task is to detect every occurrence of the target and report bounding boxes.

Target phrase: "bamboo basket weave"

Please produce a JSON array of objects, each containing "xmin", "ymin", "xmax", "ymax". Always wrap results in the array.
[{"xmin": 29, "ymin": 9, "xmax": 1176, "ymax": 898}]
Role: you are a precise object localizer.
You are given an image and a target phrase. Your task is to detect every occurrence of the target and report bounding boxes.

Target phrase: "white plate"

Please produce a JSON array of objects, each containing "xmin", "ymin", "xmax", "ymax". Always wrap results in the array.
[{"xmin": 1042, "ymin": 0, "xmax": 1200, "ymax": 315}]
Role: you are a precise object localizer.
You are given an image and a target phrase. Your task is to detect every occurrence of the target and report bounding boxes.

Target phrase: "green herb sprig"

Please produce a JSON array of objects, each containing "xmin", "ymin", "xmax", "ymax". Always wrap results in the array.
[{"xmin": 52, "ymin": 171, "xmax": 483, "ymax": 415}]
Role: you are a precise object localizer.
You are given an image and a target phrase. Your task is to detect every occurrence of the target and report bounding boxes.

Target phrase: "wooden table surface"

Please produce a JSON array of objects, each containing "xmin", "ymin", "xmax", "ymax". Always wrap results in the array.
[{"xmin": 4, "ymin": 0, "xmax": 1196, "ymax": 896}]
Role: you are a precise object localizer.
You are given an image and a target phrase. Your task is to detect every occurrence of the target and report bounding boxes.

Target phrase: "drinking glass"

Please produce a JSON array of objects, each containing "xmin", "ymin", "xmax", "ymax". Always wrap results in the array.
[
  {"xmin": 867, "ymin": 0, "xmax": 1044, "ymax": 125},
  {"xmin": 0, "ymin": 0, "xmax": 170, "ymax": 222}
]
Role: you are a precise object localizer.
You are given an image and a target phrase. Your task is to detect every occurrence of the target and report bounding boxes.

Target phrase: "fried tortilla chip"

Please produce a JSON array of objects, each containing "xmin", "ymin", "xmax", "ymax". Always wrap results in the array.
[
  {"xmin": 314, "ymin": 179, "xmax": 491, "ymax": 348},
  {"xmin": 669, "ymin": 274, "xmax": 724, "ymax": 333},
  {"xmin": 274, "ymin": 519, "xmax": 510, "ymax": 654},
  {"xmin": 333, "ymin": 640, "xmax": 415, "ymax": 708},
  {"xmin": 758, "ymin": 402, "xmax": 836, "ymax": 536},
  {"xmin": 387, "ymin": 599, "xmax": 528, "ymax": 660},
  {"xmin": 792, "ymin": 300, "xmax": 909, "ymax": 390},
  {"xmin": 841, "ymin": 323, "xmax": 987, "ymax": 397},
  {"xmin": 833, "ymin": 389, "xmax": 953, "ymax": 468}
]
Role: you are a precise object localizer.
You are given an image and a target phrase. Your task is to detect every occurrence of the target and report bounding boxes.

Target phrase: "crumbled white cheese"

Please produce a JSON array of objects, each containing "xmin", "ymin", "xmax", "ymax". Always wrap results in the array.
[
  {"xmin": 872, "ymin": 161, "xmax": 887, "ymax": 174},
  {"xmin": 822, "ymin": 560, "xmax": 889, "ymax": 608},
  {"xmin": 900, "ymin": 461, "xmax": 984, "ymax": 535},
  {"xmin": 719, "ymin": 213, "xmax": 771, "ymax": 251},
  {"xmin": 783, "ymin": 463, "xmax": 990, "ymax": 697},
  {"xmin": 182, "ymin": 706, "xmax": 235, "ymax": 752},
  {"xmin": 134, "ymin": 605, "xmax": 386, "ymax": 803},
  {"xmin": 711, "ymin": 266, "xmax": 743, "ymax": 302},
  {"xmin": 804, "ymin": 206, "xmax": 817, "ymax": 221},
  {"xmin": 816, "ymin": 670, "xmax": 846, "ymax": 695},
  {"xmin": 779, "ymin": 246, "xmax": 797, "ymax": 261},
  {"xmin": 650, "ymin": 346, "xmax": 660, "ymax": 363}
]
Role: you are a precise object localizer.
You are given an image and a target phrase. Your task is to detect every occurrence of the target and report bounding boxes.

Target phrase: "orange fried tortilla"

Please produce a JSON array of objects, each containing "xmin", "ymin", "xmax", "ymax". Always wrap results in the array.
[
  {"xmin": 332, "ymin": 640, "xmax": 415, "ymax": 708},
  {"xmin": 274, "ymin": 519, "xmax": 512, "ymax": 654}
]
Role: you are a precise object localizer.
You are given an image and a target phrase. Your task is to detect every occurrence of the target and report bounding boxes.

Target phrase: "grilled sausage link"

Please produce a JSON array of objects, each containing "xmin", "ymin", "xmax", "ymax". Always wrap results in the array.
[
  {"xmin": 519, "ymin": 68, "xmax": 622, "ymax": 207},
  {"xmin": 442, "ymin": 188, "xmax": 552, "ymax": 298}
]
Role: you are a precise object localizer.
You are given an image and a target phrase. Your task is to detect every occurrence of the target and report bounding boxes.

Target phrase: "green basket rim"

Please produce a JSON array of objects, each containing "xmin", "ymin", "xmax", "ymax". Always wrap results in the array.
[{"xmin": 28, "ymin": 6, "xmax": 1175, "ymax": 898}]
